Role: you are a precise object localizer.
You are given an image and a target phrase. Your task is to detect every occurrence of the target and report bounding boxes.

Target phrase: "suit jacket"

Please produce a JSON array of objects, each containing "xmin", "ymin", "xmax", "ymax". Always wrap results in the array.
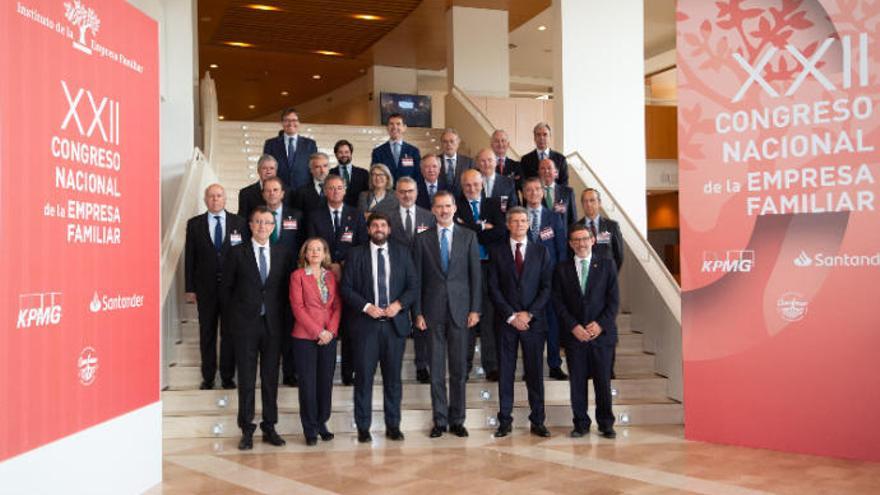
[
  {"xmin": 292, "ymin": 182, "xmax": 326, "ymax": 214},
  {"xmin": 237, "ymin": 182, "xmax": 264, "ymax": 220},
  {"xmin": 263, "ymin": 132, "xmax": 319, "ymax": 191},
  {"xmin": 482, "ymin": 174, "xmax": 519, "ymax": 212},
  {"xmin": 440, "ymin": 154, "xmax": 474, "ymax": 195},
  {"xmin": 185, "ymin": 211, "xmax": 248, "ymax": 297},
  {"xmin": 306, "ymin": 204, "xmax": 368, "ymax": 263},
  {"xmin": 496, "ymin": 156, "xmax": 522, "ymax": 186},
  {"xmin": 552, "ymin": 256, "xmax": 620, "ymax": 347},
  {"xmin": 357, "ymin": 190, "xmax": 399, "ymax": 214},
  {"xmin": 371, "ymin": 141, "xmax": 422, "ymax": 183},
  {"xmin": 220, "ymin": 242, "xmax": 293, "ymax": 335},
  {"xmin": 381, "ymin": 204, "xmax": 435, "ymax": 251},
  {"xmin": 340, "ymin": 242, "xmax": 419, "ymax": 338},
  {"xmin": 454, "ymin": 195, "xmax": 508, "ymax": 250},
  {"xmin": 329, "ymin": 164, "xmax": 369, "ymax": 208},
  {"xmin": 526, "ymin": 207, "xmax": 568, "ymax": 265},
  {"xmin": 544, "ymin": 183, "xmax": 577, "ymax": 228},
  {"xmin": 413, "ymin": 225, "xmax": 482, "ymax": 329},
  {"xmin": 487, "ymin": 239, "xmax": 554, "ymax": 332},
  {"xmin": 575, "ymin": 215, "xmax": 624, "ymax": 270},
  {"xmin": 521, "ymin": 149, "xmax": 569, "ymax": 186},
  {"xmin": 415, "ymin": 176, "xmax": 449, "ymax": 210},
  {"xmin": 272, "ymin": 205, "xmax": 305, "ymax": 258},
  {"xmin": 289, "ymin": 267, "xmax": 342, "ymax": 340}
]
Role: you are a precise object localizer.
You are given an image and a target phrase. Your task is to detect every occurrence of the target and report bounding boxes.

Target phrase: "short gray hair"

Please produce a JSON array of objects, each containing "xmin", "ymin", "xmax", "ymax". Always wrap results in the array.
[
  {"xmin": 257, "ymin": 154, "xmax": 277, "ymax": 169},
  {"xmin": 396, "ymin": 176, "xmax": 417, "ymax": 189},
  {"xmin": 505, "ymin": 205, "xmax": 528, "ymax": 223},
  {"xmin": 533, "ymin": 122, "xmax": 551, "ymax": 134}
]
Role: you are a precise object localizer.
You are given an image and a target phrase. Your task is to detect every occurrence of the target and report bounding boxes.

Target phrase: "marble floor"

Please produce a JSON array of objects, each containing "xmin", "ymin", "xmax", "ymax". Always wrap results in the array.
[{"xmin": 150, "ymin": 426, "xmax": 880, "ymax": 494}]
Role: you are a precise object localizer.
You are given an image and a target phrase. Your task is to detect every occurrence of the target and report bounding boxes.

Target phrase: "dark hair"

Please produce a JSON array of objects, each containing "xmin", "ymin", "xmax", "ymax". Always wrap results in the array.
[
  {"xmin": 387, "ymin": 112, "xmax": 405, "ymax": 124},
  {"xmin": 250, "ymin": 205, "xmax": 274, "ymax": 221},
  {"xmin": 334, "ymin": 139, "xmax": 353, "ymax": 154},
  {"xmin": 432, "ymin": 189, "xmax": 455, "ymax": 205},
  {"xmin": 280, "ymin": 107, "xmax": 298, "ymax": 120},
  {"xmin": 568, "ymin": 223, "xmax": 594, "ymax": 240},
  {"xmin": 262, "ymin": 176, "xmax": 285, "ymax": 190},
  {"xmin": 581, "ymin": 187, "xmax": 602, "ymax": 202},
  {"xmin": 522, "ymin": 176, "xmax": 542, "ymax": 188},
  {"xmin": 366, "ymin": 211, "xmax": 391, "ymax": 228}
]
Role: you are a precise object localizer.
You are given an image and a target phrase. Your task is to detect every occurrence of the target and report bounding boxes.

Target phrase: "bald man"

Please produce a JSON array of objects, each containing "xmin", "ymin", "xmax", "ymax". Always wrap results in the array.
[{"xmin": 475, "ymin": 148, "xmax": 519, "ymax": 212}]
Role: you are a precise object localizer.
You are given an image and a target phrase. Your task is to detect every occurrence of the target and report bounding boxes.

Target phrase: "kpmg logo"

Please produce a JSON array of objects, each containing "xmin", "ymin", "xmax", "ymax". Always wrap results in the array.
[
  {"xmin": 777, "ymin": 292, "xmax": 808, "ymax": 322},
  {"xmin": 793, "ymin": 250, "xmax": 880, "ymax": 268},
  {"xmin": 701, "ymin": 250, "xmax": 755, "ymax": 273},
  {"xmin": 78, "ymin": 346, "xmax": 98, "ymax": 386},
  {"xmin": 16, "ymin": 292, "xmax": 63, "ymax": 329},
  {"xmin": 89, "ymin": 291, "xmax": 145, "ymax": 313},
  {"xmin": 64, "ymin": 0, "xmax": 101, "ymax": 55}
]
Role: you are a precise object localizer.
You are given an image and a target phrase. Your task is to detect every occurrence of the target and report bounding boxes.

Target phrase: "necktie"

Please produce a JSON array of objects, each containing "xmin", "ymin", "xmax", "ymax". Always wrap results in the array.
[
  {"xmin": 392, "ymin": 141, "xmax": 401, "ymax": 164},
  {"xmin": 405, "ymin": 208, "xmax": 413, "ymax": 240},
  {"xmin": 287, "ymin": 137, "xmax": 296, "ymax": 166},
  {"xmin": 485, "ymin": 176, "xmax": 493, "ymax": 197},
  {"xmin": 213, "ymin": 215, "xmax": 222, "ymax": 252},
  {"xmin": 377, "ymin": 247, "xmax": 388, "ymax": 308},
  {"xmin": 259, "ymin": 246, "xmax": 268, "ymax": 314},
  {"xmin": 545, "ymin": 186, "xmax": 554, "ymax": 209},
  {"xmin": 333, "ymin": 210, "xmax": 340, "ymax": 235},
  {"xmin": 342, "ymin": 165, "xmax": 350, "ymax": 186},
  {"xmin": 589, "ymin": 219, "xmax": 597, "ymax": 239},
  {"xmin": 470, "ymin": 200, "xmax": 487, "ymax": 260},
  {"xmin": 515, "ymin": 242, "xmax": 524, "ymax": 277},
  {"xmin": 539, "ymin": 150, "xmax": 546, "ymax": 161},
  {"xmin": 318, "ymin": 182, "xmax": 324, "ymax": 198},
  {"xmin": 530, "ymin": 210, "xmax": 539, "ymax": 240},
  {"xmin": 497, "ymin": 157, "xmax": 505, "ymax": 175},
  {"xmin": 446, "ymin": 158, "xmax": 454, "ymax": 184},
  {"xmin": 270, "ymin": 211, "xmax": 278, "ymax": 243},
  {"xmin": 428, "ymin": 183, "xmax": 436, "ymax": 199},
  {"xmin": 440, "ymin": 228, "xmax": 449, "ymax": 273},
  {"xmin": 580, "ymin": 258, "xmax": 589, "ymax": 293}
]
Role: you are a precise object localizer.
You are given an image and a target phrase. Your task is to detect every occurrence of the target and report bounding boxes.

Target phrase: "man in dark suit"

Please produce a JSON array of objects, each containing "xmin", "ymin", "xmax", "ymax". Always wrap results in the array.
[
  {"xmin": 488, "ymin": 207, "xmax": 554, "ymax": 438},
  {"xmin": 439, "ymin": 128, "xmax": 474, "ymax": 196},
  {"xmin": 491, "ymin": 129, "xmax": 523, "ymax": 189},
  {"xmin": 237, "ymin": 154, "xmax": 276, "ymax": 220},
  {"xmin": 538, "ymin": 159, "xmax": 578, "ymax": 227},
  {"xmin": 475, "ymin": 148, "xmax": 518, "ymax": 212},
  {"xmin": 553, "ymin": 224, "xmax": 620, "ymax": 439},
  {"xmin": 291, "ymin": 152, "xmax": 330, "ymax": 214},
  {"xmin": 185, "ymin": 184, "xmax": 248, "ymax": 390},
  {"xmin": 415, "ymin": 154, "xmax": 448, "ymax": 210},
  {"xmin": 306, "ymin": 174, "xmax": 368, "ymax": 385},
  {"xmin": 371, "ymin": 112, "xmax": 421, "ymax": 183},
  {"xmin": 520, "ymin": 122, "xmax": 569, "ymax": 186},
  {"xmin": 261, "ymin": 176, "xmax": 304, "ymax": 386},
  {"xmin": 220, "ymin": 206, "xmax": 292, "ymax": 450},
  {"xmin": 414, "ymin": 190, "xmax": 481, "ymax": 438},
  {"xmin": 455, "ymin": 169, "xmax": 507, "ymax": 381},
  {"xmin": 379, "ymin": 176, "xmax": 435, "ymax": 384},
  {"xmin": 329, "ymin": 139, "xmax": 369, "ymax": 208},
  {"xmin": 340, "ymin": 212, "xmax": 419, "ymax": 443},
  {"xmin": 263, "ymin": 108, "xmax": 318, "ymax": 191},
  {"xmin": 576, "ymin": 188, "xmax": 624, "ymax": 271}
]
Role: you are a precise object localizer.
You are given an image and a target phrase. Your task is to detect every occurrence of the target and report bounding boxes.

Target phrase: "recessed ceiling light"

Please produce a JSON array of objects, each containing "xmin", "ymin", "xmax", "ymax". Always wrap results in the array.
[
  {"xmin": 224, "ymin": 41, "xmax": 254, "ymax": 48},
  {"xmin": 218, "ymin": 115, "xmax": 225, "ymax": 120},
  {"xmin": 280, "ymin": 90, "xmax": 289, "ymax": 96},
  {"xmin": 209, "ymin": 63, "xmax": 219, "ymax": 69},
  {"xmin": 248, "ymin": 104, "xmax": 255, "ymax": 109},
  {"xmin": 312, "ymin": 74, "xmax": 321, "ymax": 80},
  {"xmin": 537, "ymin": 25, "xmax": 547, "ymax": 31},
  {"xmin": 352, "ymin": 14, "xmax": 383, "ymax": 21},
  {"xmin": 246, "ymin": 4, "xmax": 282, "ymax": 11},
  {"xmin": 314, "ymin": 50, "xmax": 343, "ymax": 56}
]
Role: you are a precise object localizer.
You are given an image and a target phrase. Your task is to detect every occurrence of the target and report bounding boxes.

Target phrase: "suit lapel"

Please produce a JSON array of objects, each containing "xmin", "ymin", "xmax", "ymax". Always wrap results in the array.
[
  {"xmin": 364, "ymin": 245, "xmax": 375, "ymax": 302},
  {"xmin": 584, "ymin": 258, "xmax": 600, "ymax": 299}
]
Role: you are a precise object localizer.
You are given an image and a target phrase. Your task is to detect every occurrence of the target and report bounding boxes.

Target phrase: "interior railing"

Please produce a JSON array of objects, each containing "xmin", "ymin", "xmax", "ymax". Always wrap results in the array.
[{"xmin": 200, "ymin": 71, "xmax": 219, "ymax": 162}]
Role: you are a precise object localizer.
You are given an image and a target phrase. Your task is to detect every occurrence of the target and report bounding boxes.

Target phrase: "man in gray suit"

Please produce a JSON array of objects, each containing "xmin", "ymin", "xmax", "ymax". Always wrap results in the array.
[
  {"xmin": 380, "ymin": 176, "xmax": 436, "ymax": 383},
  {"xmin": 439, "ymin": 128, "xmax": 474, "ymax": 196},
  {"xmin": 414, "ymin": 190, "xmax": 481, "ymax": 439}
]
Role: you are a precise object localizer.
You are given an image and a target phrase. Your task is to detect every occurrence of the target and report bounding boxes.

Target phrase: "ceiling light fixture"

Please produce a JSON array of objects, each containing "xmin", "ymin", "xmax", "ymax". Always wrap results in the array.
[
  {"xmin": 352, "ymin": 14, "xmax": 383, "ymax": 21},
  {"xmin": 209, "ymin": 63, "xmax": 219, "ymax": 69},
  {"xmin": 224, "ymin": 41, "xmax": 254, "ymax": 48},
  {"xmin": 218, "ymin": 115, "xmax": 225, "ymax": 120},
  {"xmin": 246, "ymin": 4, "xmax": 282, "ymax": 11},
  {"xmin": 312, "ymin": 74, "xmax": 322, "ymax": 80},
  {"xmin": 248, "ymin": 104, "xmax": 255, "ymax": 109},
  {"xmin": 280, "ymin": 91, "xmax": 289, "ymax": 96},
  {"xmin": 314, "ymin": 50, "xmax": 343, "ymax": 57},
  {"xmin": 537, "ymin": 25, "xmax": 547, "ymax": 31}
]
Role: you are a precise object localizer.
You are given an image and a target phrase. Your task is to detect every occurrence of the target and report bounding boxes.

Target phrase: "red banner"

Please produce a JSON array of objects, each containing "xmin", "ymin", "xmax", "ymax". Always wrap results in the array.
[
  {"xmin": 0, "ymin": 0, "xmax": 158, "ymax": 461},
  {"xmin": 678, "ymin": 0, "xmax": 880, "ymax": 460}
]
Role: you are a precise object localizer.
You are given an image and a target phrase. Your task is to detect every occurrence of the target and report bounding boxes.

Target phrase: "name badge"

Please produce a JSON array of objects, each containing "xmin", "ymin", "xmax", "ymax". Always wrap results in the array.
[
  {"xmin": 282, "ymin": 218, "xmax": 298, "ymax": 230},
  {"xmin": 340, "ymin": 230, "xmax": 354, "ymax": 243},
  {"xmin": 230, "ymin": 232, "xmax": 242, "ymax": 245},
  {"xmin": 597, "ymin": 231, "xmax": 612, "ymax": 244},
  {"xmin": 500, "ymin": 196, "xmax": 509, "ymax": 212},
  {"xmin": 417, "ymin": 224, "xmax": 429, "ymax": 234},
  {"xmin": 401, "ymin": 157, "xmax": 414, "ymax": 168},
  {"xmin": 553, "ymin": 202, "xmax": 567, "ymax": 214},
  {"xmin": 539, "ymin": 227, "xmax": 554, "ymax": 240}
]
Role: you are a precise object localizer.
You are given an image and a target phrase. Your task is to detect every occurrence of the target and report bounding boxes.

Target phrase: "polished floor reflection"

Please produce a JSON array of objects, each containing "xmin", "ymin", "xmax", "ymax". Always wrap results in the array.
[{"xmin": 151, "ymin": 426, "xmax": 879, "ymax": 494}]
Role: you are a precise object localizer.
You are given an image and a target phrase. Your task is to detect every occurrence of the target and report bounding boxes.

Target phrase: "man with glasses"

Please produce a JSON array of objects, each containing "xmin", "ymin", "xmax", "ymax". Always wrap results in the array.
[{"xmin": 263, "ymin": 108, "xmax": 318, "ymax": 190}]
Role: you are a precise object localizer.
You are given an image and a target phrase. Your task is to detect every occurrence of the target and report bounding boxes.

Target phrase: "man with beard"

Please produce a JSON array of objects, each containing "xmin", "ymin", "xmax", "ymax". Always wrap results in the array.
[{"xmin": 329, "ymin": 139, "xmax": 369, "ymax": 207}]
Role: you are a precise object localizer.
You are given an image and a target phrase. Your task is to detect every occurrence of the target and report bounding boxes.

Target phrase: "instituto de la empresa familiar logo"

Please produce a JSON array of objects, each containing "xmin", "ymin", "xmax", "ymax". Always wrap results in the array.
[{"xmin": 64, "ymin": 0, "xmax": 100, "ymax": 55}]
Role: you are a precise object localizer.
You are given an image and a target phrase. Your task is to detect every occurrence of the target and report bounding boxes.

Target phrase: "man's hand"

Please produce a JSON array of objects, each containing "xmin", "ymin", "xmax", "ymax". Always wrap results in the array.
[
  {"xmin": 415, "ymin": 315, "xmax": 428, "ymax": 331},
  {"xmin": 510, "ymin": 311, "xmax": 531, "ymax": 331},
  {"xmin": 482, "ymin": 222, "xmax": 494, "ymax": 230},
  {"xmin": 384, "ymin": 301, "xmax": 403, "ymax": 318},
  {"xmin": 365, "ymin": 304, "xmax": 386, "ymax": 319},
  {"xmin": 572, "ymin": 324, "xmax": 590, "ymax": 342},
  {"xmin": 317, "ymin": 330, "xmax": 333, "ymax": 345},
  {"xmin": 467, "ymin": 312, "xmax": 480, "ymax": 328},
  {"xmin": 185, "ymin": 292, "xmax": 197, "ymax": 304},
  {"xmin": 586, "ymin": 321, "xmax": 603, "ymax": 340}
]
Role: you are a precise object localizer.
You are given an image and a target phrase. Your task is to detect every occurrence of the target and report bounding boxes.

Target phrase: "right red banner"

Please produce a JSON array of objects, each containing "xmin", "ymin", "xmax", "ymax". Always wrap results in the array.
[{"xmin": 678, "ymin": 0, "xmax": 880, "ymax": 461}]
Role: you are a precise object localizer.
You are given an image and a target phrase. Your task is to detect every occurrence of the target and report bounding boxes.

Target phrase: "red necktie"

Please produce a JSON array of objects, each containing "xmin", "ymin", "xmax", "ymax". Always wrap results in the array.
[
  {"xmin": 515, "ymin": 242, "xmax": 524, "ymax": 277},
  {"xmin": 497, "ymin": 157, "xmax": 505, "ymax": 175}
]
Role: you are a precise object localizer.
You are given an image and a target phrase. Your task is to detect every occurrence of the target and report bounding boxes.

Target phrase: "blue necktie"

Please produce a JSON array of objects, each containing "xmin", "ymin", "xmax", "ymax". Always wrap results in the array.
[
  {"xmin": 392, "ymin": 141, "xmax": 401, "ymax": 165},
  {"xmin": 287, "ymin": 136, "xmax": 296, "ymax": 167},
  {"xmin": 470, "ymin": 200, "xmax": 487, "ymax": 260},
  {"xmin": 377, "ymin": 247, "xmax": 388, "ymax": 308},
  {"xmin": 428, "ymin": 183, "xmax": 436, "ymax": 199},
  {"xmin": 213, "ymin": 215, "xmax": 222, "ymax": 252},
  {"xmin": 440, "ymin": 228, "xmax": 449, "ymax": 273},
  {"xmin": 258, "ymin": 246, "xmax": 268, "ymax": 315}
]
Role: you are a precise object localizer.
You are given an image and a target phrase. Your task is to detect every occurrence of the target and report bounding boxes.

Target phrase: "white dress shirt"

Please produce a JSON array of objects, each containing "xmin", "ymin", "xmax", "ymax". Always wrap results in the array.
[
  {"xmin": 574, "ymin": 253, "xmax": 593, "ymax": 291},
  {"xmin": 437, "ymin": 223, "xmax": 454, "ymax": 247},
  {"xmin": 365, "ymin": 241, "xmax": 391, "ymax": 311},
  {"xmin": 252, "ymin": 238, "xmax": 271, "ymax": 274},
  {"xmin": 207, "ymin": 209, "xmax": 226, "ymax": 239}
]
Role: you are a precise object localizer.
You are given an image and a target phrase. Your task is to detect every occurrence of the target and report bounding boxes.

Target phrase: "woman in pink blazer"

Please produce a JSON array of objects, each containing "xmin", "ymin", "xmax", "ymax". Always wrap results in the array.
[{"xmin": 289, "ymin": 237, "xmax": 341, "ymax": 445}]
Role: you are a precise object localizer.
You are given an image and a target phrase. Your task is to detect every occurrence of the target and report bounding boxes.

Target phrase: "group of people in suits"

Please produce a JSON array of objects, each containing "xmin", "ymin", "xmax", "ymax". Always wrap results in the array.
[{"xmin": 184, "ymin": 107, "xmax": 626, "ymax": 448}]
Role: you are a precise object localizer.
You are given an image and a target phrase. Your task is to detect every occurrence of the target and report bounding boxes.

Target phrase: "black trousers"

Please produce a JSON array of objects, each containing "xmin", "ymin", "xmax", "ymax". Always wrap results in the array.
[
  {"xmin": 497, "ymin": 326, "xmax": 545, "ymax": 426},
  {"xmin": 354, "ymin": 320, "xmax": 405, "ymax": 431},
  {"xmin": 281, "ymin": 330, "xmax": 296, "ymax": 382},
  {"xmin": 428, "ymin": 320, "xmax": 469, "ymax": 427},
  {"xmin": 293, "ymin": 337, "xmax": 337, "ymax": 439},
  {"xmin": 236, "ymin": 317, "xmax": 281, "ymax": 433},
  {"xmin": 413, "ymin": 325, "xmax": 429, "ymax": 372},
  {"xmin": 565, "ymin": 342, "xmax": 614, "ymax": 431},
  {"xmin": 338, "ymin": 309, "xmax": 355, "ymax": 381},
  {"xmin": 467, "ymin": 264, "xmax": 498, "ymax": 374},
  {"xmin": 196, "ymin": 293, "xmax": 235, "ymax": 383}
]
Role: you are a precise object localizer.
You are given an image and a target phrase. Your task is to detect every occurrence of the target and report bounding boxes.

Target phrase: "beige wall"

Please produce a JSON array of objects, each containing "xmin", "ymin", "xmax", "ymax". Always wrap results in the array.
[{"xmin": 466, "ymin": 95, "xmax": 554, "ymax": 156}]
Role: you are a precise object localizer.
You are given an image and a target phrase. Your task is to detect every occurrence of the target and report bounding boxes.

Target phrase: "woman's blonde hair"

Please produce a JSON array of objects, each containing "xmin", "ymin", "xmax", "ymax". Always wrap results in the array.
[{"xmin": 297, "ymin": 237, "xmax": 333, "ymax": 269}]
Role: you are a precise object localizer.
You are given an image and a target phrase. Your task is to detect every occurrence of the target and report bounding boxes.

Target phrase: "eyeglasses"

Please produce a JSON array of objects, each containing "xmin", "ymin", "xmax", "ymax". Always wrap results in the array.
[
  {"xmin": 570, "ymin": 236, "xmax": 592, "ymax": 243},
  {"xmin": 282, "ymin": 118, "xmax": 299, "ymax": 124},
  {"xmin": 251, "ymin": 220, "xmax": 276, "ymax": 226}
]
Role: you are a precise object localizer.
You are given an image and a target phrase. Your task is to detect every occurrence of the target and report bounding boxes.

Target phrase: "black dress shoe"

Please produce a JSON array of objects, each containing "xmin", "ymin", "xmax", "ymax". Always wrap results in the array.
[
  {"xmin": 238, "ymin": 432, "xmax": 253, "ymax": 450},
  {"xmin": 262, "ymin": 428, "xmax": 286, "ymax": 446},
  {"xmin": 318, "ymin": 429, "xmax": 335, "ymax": 441},
  {"xmin": 357, "ymin": 429, "xmax": 372, "ymax": 443},
  {"xmin": 386, "ymin": 427, "xmax": 404, "ymax": 441},
  {"xmin": 416, "ymin": 368, "xmax": 430, "ymax": 384},
  {"xmin": 494, "ymin": 424, "xmax": 512, "ymax": 438},
  {"xmin": 599, "ymin": 428, "xmax": 617, "ymax": 439},
  {"xmin": 305, "ymin": 436, "xmax": 318, "ymax": 446},
  {"xmin": 221, "ymin": 379, "xmax": 236, "ymax": 389},
  {"xmin": 570, "ymin": 427, "xmax": 589, "ymax": 438},
  {"xmin": 199, "ymin": 381, "xmax": 214, "ymax": 390},
  {"xmin": 449, "ymin": 424, "xmax": 469, "ymax": 437},
  {"xmin": 549, "ymin": 367, "xmax": 568, "ymax": 380},
  {"xmin": 530, "ymin": 424, "xmax": 551, "ymax": 438},
  {"xmin": 485, "ymin": 370, "xmax": 499, "ymax": 382},
  {"xmin": 283, "ymin": 377, "xmax": 298, "ymax": 387},
  {"xmin": 429, "ymin": 425, "xmax": 446, "ymax": 438}
]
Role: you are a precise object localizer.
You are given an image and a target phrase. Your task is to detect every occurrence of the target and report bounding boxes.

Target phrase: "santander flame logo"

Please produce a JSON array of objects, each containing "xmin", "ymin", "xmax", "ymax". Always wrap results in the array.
[{"xmin": 793, "ymin": 251, "xmax": 813, "ymax": 267}]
